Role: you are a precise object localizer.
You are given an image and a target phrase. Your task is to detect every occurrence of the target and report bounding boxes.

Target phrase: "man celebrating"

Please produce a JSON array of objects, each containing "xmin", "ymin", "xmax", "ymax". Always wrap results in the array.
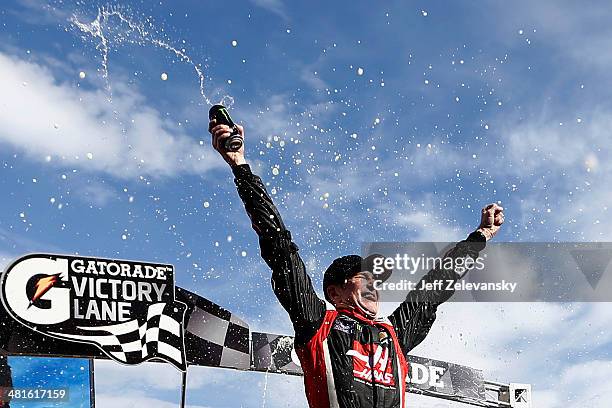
[{"xmin": 210, "ymin": 122, "xmax": 504, "ymax": 408}]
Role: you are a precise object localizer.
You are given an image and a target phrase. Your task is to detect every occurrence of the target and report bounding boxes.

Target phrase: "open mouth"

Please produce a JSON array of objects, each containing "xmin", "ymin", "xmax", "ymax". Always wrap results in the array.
[{"xmin": 362, "ymin": 292, "xmax": 377, "ymax": 302}]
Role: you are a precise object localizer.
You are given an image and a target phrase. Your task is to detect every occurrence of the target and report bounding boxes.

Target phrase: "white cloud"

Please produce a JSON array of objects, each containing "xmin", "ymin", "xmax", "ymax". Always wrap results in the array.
[
  {"xmin": 10, "ymin": 0, "xmax": 70, "ymax": 26},
  {"xmin": 394, "ymin": 210, "xmax": 463, "ymax": 242},
  {"xmin": 538, "ymin": 359, "xmax": 612, "ymax": 408},
  {"xmin": 0, "ymin": 226, "xmax": 64, "ymax": 255},
  {"xmin": 496, "ymin": 109, "xmax": 612, "ymax": 240},
  {"xmin": 299, "ymin": 65, "xmax": 329, "ymax": 91},
  {"xmin": 0, "ymin": 51, "xmax": 223, "ymax": 179},
  {"xmin": 240, "ymin": 94, "xmax": 296, "ymax": 142},
  {"xmin": 492, "ymin": 0, "xmax": 612, "ymax": 73},
  {"xmin": 249, "ymin": 0, "xmax": 289, "ymax": 21},
  {"xmin": 503, "ymin": 113, "xmax": 610, "ymax": 174},
  {"xmin": 77, "ymin": 182, "xmax": 117, "ymax": 206},
  {"xmin": 94, "ymin": 360, "xmax": 185, "ymax": 391},
  {"xmin": 97, "ymin": 392, "xmax": 210, "ymax": 408},
  {"xmin": 95, "ymin": 360, "xmax": 253, "ymax": 393}
]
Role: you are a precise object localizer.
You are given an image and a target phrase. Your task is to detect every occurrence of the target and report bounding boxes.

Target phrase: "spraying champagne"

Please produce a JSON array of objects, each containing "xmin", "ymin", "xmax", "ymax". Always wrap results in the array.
[{"xmin": 208, "ymin": 104, "xmax": 243, "ymax": 152}]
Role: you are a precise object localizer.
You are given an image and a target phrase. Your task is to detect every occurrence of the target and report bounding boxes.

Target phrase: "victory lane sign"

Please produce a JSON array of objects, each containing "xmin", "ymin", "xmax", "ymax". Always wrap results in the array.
[{"xmin": 0, "ymin": 254, "xmax": 188, "ymax": 371}]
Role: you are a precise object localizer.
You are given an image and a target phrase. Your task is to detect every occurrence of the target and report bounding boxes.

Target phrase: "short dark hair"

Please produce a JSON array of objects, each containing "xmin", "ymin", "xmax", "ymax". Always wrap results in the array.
[{"xmin": 322, "ymin": 254, "xmax": 392, "ymax": 302}]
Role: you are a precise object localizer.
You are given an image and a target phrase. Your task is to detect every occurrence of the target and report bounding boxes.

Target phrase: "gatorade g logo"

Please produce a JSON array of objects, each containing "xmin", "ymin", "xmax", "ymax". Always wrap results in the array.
[
  {"xmin": 2, "ymin": 256, "xmax": 71, "ymax": 325},
  {"xmin": 1, "ymin": 254, "xmax": 188, "ymax": 371}
]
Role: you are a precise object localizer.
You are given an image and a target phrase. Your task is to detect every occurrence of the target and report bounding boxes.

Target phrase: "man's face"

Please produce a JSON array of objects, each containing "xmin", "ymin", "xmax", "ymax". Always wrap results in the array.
[{"xmin": 328, "ymin": 271, "xmax": 379, "ymax": 317}]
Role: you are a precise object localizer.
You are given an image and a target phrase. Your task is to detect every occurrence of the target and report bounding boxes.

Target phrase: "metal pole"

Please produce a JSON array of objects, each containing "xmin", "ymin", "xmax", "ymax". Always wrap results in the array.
[
  {"xmin": 89, "ymin": 358, "xmax": 96, "ymax": 408},
  {"xmin": 180, "ymin": 366, "xmax": 187, "ymax": 408}
]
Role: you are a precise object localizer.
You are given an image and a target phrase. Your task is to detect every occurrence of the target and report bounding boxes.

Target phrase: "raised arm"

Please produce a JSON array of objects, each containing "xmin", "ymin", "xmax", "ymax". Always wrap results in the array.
[
  {"xmin": 389, "ymin": 204, "xmax": 504, "ymax": 354},
  {"xmin": 210, "ymin": 121, "xmax": 326, "ymax": 346}
]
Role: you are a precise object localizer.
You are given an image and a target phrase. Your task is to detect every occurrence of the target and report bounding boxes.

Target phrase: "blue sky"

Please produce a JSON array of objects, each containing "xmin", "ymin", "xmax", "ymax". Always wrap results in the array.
[
  {"xmin": 8, "ymin": 356, "xmax": 91, "ymax": 408},
  {"xmin": 1, "ymin": 0, "xmax": 612, "ymax": 407}
]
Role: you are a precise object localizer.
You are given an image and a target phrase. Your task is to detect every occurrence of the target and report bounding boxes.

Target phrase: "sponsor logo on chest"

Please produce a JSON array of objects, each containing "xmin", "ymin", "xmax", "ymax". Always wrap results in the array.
[{"xmin": 347, "ymin": 340, "xmax": 395, "ymax": 386}]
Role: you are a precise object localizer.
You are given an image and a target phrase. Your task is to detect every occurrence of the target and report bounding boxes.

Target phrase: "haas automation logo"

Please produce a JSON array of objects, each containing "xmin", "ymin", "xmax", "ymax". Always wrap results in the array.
[
  {"xmin": 347, "ymin": 341, "xmax": 396, "ymax": 387},
  {"xmin": 1, "ymin": 254, "xmax": 187, "ymax": 371}
]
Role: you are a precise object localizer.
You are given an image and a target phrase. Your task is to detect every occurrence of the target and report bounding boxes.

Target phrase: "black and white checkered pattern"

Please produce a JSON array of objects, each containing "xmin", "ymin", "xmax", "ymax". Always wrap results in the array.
[
  {"xmin": 50, "ymin": 302, "xmax": 187, "ymax": 371},
  {"xmin": 177, "ymin": 287, "xmax": 250, "ymax": 369}
]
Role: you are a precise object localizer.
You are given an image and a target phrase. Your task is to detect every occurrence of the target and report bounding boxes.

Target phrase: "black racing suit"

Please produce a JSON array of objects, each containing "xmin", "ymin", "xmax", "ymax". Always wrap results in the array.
[{"xmin": 232, "ymin": 164, "xmax": 486, "ymax": 408}]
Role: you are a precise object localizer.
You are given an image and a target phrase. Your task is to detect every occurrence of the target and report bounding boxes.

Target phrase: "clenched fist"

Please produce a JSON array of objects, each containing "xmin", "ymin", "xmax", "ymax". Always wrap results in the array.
[{"xmin": 477, "ymin": 203, "xmax": 504, "ymax": 241}]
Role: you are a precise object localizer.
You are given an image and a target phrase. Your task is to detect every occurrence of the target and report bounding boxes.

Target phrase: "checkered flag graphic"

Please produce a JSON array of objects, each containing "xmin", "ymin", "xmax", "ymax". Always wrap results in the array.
[
  {"xmin": 177, "ymin": 287, "xmax": 250, "ymax": 369},
  {"xmin": 50, "ymin": 302, "xmax": 187, "ymax": 371}
]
